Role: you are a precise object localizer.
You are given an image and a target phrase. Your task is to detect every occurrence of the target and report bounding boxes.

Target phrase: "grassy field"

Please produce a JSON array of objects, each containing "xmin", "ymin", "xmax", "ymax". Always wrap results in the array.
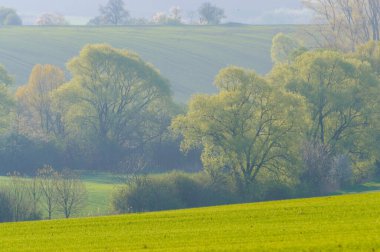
[
  {"xmin": 0, "ymin": 192, "xmax": 379, "ymax": 251},
  {"xmin": 0, "ymin": 25, "xmax": 295, "ymax": 101}
]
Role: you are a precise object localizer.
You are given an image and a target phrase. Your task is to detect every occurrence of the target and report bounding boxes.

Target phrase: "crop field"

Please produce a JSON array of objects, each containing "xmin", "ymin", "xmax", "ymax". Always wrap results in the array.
[
  {"xmin": 1, "ymin": 192, "xmax": 380, "ymax": 251},
  {"xmin": 0, "ymin": 25, "xmax": 295, "ymax": 101}
]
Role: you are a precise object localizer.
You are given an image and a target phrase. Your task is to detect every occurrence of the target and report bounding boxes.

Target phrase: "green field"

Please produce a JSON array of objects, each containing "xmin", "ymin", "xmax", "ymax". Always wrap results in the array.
[
  {"xmin": 0, "ymin": 192, "xmax": 379, "ymax": 251},
  {"xmin": 0, "ymin": 25, "xmax": 295, "ymax": 101}
]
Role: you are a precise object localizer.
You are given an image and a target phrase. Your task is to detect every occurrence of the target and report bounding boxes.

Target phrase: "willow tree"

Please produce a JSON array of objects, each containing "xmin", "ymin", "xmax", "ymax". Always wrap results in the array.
[
  {"xmin": 16, "ymin": 64, "xmax": 66, "ymax": 137},
  {"xmin": 172, "ymin": 67, "xmax": 307, "ymax": 191},
  {"xmin": 56, "ymin": 44, "xmax": 173, "ymax": 169},
  {"xmin": 272, "ymin": 50, "xmax": 380, "ymax": 177}
]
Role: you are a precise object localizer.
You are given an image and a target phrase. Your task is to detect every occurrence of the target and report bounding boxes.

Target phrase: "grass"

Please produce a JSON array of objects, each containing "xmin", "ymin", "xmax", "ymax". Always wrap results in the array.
[
  {"xmin": 0, "ymin": 25, "xmax": 295, "ymax": 101},
  {"xmin": 0, "ymin": 192, "xmax": 380, "ymax": 251}
]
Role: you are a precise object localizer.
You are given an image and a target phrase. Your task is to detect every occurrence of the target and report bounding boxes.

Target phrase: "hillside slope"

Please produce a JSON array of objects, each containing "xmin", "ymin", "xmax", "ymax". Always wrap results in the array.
[
  {"xmin": 0, "ymin": 25, "xmax": 294, "ymax": 101},
  {"xmin": 1, "ymin": 192, "xmax": 380, "ymax": 251}
]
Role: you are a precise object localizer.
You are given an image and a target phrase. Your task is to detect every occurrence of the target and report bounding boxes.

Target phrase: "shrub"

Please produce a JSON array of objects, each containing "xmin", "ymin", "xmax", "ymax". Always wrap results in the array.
[
  {"xmin": 113, "ymin": 172, "xmax": 240, "ymax": 213},
  {"xmin": 113, "ymin": 175, "xmax": 184, "ymax": 213}
]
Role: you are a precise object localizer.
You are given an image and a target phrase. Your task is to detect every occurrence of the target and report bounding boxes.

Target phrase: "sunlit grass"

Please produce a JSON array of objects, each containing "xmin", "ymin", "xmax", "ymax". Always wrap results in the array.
[{"xmin": 1, "ymin": 192, "xmax": 380, "ymax": 251}]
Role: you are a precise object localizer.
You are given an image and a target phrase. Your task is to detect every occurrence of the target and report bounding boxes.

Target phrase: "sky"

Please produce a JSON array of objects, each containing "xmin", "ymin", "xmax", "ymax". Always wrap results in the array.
[{"xmin": 0, "ymin": 0, "xmax": 312, "ymax": 25}]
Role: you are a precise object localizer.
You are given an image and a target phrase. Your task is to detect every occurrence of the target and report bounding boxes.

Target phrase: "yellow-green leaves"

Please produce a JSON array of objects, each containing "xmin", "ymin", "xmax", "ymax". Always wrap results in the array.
[
  {"xmin": 57, "ymin": 44, "xmax": 173, "ymax": 169},
  {"xmin": 172, "ymin": 66, "xmax": 307, "ymax": 186},
  {"xmin": 16, "ymin": 64, "xmax": 66, "ymax": 138}
]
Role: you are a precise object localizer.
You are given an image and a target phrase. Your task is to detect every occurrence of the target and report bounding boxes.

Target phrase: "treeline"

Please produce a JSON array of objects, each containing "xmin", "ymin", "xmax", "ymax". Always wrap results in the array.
[
  {"xmin": 1, "ymin": 0, "xmax": 226, "ymax": 26},
  {"xmin": 0, "ymin": 44, "xmax": 200, "ymax": 174},
  {"xmin": 112, "ymin": 38, "xmax": 380, "ymax": 213},
  {"xmin": 0, "ymin": 40, "xmax": 379, "ymax": 195}
]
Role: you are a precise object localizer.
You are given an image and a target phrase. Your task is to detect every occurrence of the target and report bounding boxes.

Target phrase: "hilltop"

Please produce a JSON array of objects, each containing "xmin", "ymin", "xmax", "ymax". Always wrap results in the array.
[{"xmin": 0, "ymin": 25, "xmax": 295, "ymax": 101}]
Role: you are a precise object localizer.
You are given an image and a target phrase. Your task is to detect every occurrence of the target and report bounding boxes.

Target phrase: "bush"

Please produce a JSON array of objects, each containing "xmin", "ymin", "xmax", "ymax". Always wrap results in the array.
[
  {"xmin": 113, "ymin": 172, "xmax": 239, "ymax": 213},
  {"xmin": 259, "ymin": 182, "xmax": 295, "ymax": 201},
  {"xmin": 113, "ymin": 175, "xmax": 184, "ymax": 213}
]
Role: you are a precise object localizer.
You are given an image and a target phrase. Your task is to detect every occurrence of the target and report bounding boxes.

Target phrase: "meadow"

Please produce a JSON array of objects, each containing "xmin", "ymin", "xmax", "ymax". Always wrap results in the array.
[
  {"xmin": 0, "ymin": 192, "xmax": 379, "ymax": 251},
  {"xmin": 0, "ymin": 25, "xmax": 295, "ymax": 101}
]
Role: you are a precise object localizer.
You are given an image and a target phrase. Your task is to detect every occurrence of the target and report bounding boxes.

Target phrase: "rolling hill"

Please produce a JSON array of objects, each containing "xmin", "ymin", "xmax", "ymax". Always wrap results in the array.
[
  {"xmin": 0, "ymin": 25, "xmax": 295, "ymax": 101},
  {"xmin": 1, "ymin": 192, "xmax": 379, "ymax": 251}
]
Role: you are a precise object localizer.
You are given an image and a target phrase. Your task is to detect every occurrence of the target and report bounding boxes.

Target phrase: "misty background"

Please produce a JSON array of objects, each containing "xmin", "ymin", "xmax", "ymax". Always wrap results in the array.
[{"xmin": 0, "ymin": 0, "xmax": 312, "ymax": 25}]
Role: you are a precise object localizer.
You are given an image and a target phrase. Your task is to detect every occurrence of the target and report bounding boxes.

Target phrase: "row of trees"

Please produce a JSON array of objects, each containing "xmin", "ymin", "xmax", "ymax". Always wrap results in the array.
[
  {"xmin": 89, "ymin": 0, "xmax": 225, "ymax": 26},
  {"xmin": 0, "ymin": 44, "xmax": 198, "ymax": 174},
  {"xmin": 1, "ymin": 39, "xmax": 379, "ymax": 194},
  {"xmin": 172, "ymin": 38, "xmax": 380, "ymax": 195},
  {"xmin": 1, "ymin": 1, "xmax": 226, "ymax": 26},
  {"xmin": 0, "ymin": 166, "xmax": 86, "ymax": 222}
]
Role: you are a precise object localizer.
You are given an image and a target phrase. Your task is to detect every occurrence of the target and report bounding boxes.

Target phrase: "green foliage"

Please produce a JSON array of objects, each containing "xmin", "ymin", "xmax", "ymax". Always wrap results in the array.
[
  {"xmin": 54, "ymin": 44, "xmax": 173, "ymax": 169},
  {"xmin": 272, "ymin": 50, "xmax": 380, "ymax": 178},
  {"xmin": 172, "ymin": 66, "xmax": 307, "ymax": 192},
  {"xmin": 0, "ymin": 7, "xmax": 22, "ymax": 26},
  {"xmin": 0, "ymin": 65, "xmax": 13, "ymax": 133},
  {"xmin": 0, "ymin": 65, "xmax": 13, "ymax": 86},
  {"xmin": 113, "ymin": 172, "xmax": 239, "ymax": 213},
  {"xmin": 2, "ymin": 192, "xmax": 380, "ymax": 251},
  {"xmin": 271, "ymin": 33, "xmax": 305, "ymax": 64}
]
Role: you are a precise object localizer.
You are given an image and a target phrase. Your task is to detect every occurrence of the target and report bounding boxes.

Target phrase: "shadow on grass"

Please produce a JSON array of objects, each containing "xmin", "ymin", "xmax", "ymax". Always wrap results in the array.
[{"xmin": 336, "ymin": 181, "xmax": 380, "ymax": 195}]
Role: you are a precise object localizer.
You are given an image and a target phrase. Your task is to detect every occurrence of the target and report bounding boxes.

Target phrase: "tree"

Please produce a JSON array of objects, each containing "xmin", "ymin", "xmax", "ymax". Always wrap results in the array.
[
  {"xmin": 55, "ymin": 44, "xmax": 173, "ymax": 169},
  {"xmin": 88, "ymin": 0, "xmax": 129, "ymax": 25},
  {"xmin": 16, "ymin": 64, "xmax": 66, "ymax": 138},
  {"xmin": 273, "ymin": 50, "xmax": 380, "ymax": 178},
  {"xmin": 0, "ymin": 65, "xmax": 14, "ymax": 133},
  {"xmin": 55, "ymin": 169, "xmax": 87, "ymax": 218},
  {"xmin": 271, "ymin": 33, "xmax": 306, "ymax": 64},
  {"xmin": 0, "ymin": 7, "xmax": 22, "ymax": 26},
  {"xmin": 172, "ymin": 67, "xmax": 307, "ymax": 194},
  {"xmin": 37, "ymin": 165, "xmax": 59, "ymax": 219},
  {"xmin": 198, "ymin": 2, "xmax": 225, "ymax": 25},
  {"xmin": 27, "ymin": 176, "xmax": 42, "ymax": 216},
  {"xmin": 36, "ymin": 13, "xmax": 68, "ymax": 26},
  {"xmin": 303, "ymin": 0, "xmax": 380, "ymax": 51},
  {"xmin": 0, "ymin": 65, "xmax": 13, "ymax": 86},
  {"xmin": 4, "ymin": 172, "xmax": 33, "ymax": 221}
]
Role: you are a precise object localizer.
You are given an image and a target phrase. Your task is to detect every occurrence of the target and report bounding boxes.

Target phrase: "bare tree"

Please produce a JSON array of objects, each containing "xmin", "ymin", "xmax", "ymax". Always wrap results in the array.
[
  {"xmin": 88, "ymin": 0, "xmax": 129, "ymax": 25},
  {"xmin": 5, "ymin": 172, "xmax": 32, "ymax": 221},
  {"xmin": 27, "ymin": 176, "xmax": 42, "ymax": 216},
  {"xmin": 303, "ymin": 0, "xmax": 380, "ymax": 51},
  {"xmin": 37, "ymin": 165, "xmax": 59, "ymax": 220},
  {"xmin": 55, "ymin": 169, "xmax": 87, "ymax": 218},
  {"xmin": 198, "ymin": 2, "xmax": 225, "ymax": 25}
]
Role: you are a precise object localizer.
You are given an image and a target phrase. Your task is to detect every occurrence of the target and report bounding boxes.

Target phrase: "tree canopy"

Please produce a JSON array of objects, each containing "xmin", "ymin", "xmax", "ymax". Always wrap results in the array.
[
  {"xmin": 88, "ymin": 0, "xmax": 129, "ymax": 25},
  {"xmin": 0, "ymin": 7, "xmax": 22, "ymax": 26},
  {"xmin": 55, "ymin": 44, "xmax": 173, "ymax": 169},
  {"xmin": 172, "ymin": 66, "xmax": 307, "ymax": 191},
  {"xmin": 198, "ymin": 2, "xmax": 225, "ymax": 25}
]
